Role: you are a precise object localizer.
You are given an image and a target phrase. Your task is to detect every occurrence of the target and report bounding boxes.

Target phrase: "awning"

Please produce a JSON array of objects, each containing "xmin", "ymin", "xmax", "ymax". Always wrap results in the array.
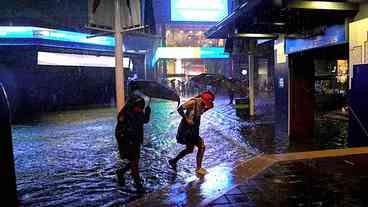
[
  {"xmin": 205, "ymin": 0, "xmax": 268, "ymax": 39},
  {"xmin": 205, "ymin": 0, "xmax": 359, "ymax": 39}
]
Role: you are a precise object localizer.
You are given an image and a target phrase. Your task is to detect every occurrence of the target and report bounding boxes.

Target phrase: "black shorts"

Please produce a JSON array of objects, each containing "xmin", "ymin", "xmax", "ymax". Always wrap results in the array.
[{"xmin": 176, "ymin": 119, "xmax": 201, "ymax": 145}]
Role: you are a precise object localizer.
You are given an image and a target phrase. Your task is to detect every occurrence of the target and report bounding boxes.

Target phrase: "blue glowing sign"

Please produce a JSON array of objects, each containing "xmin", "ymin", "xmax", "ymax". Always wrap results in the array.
[
  {"xmin": 152, "ymin": 47, "xmax": 229, "ymax": 66},
  {"xmin": 0, "ymin": 26, "xmax": 34, "ymax": 38},
  {"xmin": 200, "ymin": 47, "xmax": 229, "ymax": 59},
  {"xmin": 285, "ymin": 25, "xmax": 346, "ymax": 54},
  {"xmin": 0, "ymin": 26, "xmax": 115, "ymax": 47},
  {"xmin": 171, "ymin": 0, "xmax": 228, "ymax": 22}
]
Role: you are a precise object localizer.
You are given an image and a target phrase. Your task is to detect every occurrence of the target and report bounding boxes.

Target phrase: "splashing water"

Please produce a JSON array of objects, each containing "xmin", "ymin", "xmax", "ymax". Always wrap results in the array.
[{"xmin": 13, "ymin": 98, "xmax": 258, "ymax": 206}]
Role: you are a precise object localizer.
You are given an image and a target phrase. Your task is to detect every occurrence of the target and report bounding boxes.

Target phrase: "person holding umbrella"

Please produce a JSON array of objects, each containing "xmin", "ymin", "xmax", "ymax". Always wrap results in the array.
[
  {"xmin": 115, "ymin": 94, "xmax": 151, "ymax": 192},
  {"xmin": 169, "ymin": 91, "xmax": 215, "ymax": 176},
  {"xmin": 115, "ymin": 80, "xmax": 179, "ymax": 192}
]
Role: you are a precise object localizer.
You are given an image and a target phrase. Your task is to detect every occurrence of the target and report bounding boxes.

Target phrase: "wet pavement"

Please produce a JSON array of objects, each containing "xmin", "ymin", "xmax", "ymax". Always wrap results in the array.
[
  {"xmin": 208, "ymin": 153, "xmax": 368, "ymax": 207},
  {"xmin": 129, "ymin": 147, "xmax": 368, "ymax": 206},
  {"xmin": 314, "ymin": 117, "xmax": 348, "ymax": 150},
  {"xmin": 13, "ymin": 96, "xmax": 274, "ymax": 206},
  {"xmin": 12, "ymin": 92, "xmax": 359, "ymax": 207}
]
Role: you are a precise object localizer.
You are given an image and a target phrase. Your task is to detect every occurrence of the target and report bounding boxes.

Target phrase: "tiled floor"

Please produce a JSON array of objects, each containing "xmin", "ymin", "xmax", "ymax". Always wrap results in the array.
[
  {"xmin": 128, "ymin": 148, "xmax": 368, "ymax": 207},
  {"xmin": 208, "ymin": 154, "xmax": 368, "ymax": 207}
]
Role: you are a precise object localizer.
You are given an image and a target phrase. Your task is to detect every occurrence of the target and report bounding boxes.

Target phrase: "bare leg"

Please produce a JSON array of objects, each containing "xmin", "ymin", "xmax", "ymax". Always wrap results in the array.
[
  {"xmin": 195, "ymin": 137, "xmax": 205, "ymax": 170},
  {"xmin": 172, "ymin": 145, "xmax": 194, "ymax": 163},
  {"xmin": 169, "ymin": 145, "xmax": 194, "ymax": 171}
]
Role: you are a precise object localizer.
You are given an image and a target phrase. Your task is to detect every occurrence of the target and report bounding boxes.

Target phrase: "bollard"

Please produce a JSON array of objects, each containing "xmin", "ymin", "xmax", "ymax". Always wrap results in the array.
[
  {"xmin": 0, "ymin": 82, "xmax": 18, "ymax": 206},
  {"xmin": 235, "ymin": 97, "xmax": 250, "ymax": 119}
]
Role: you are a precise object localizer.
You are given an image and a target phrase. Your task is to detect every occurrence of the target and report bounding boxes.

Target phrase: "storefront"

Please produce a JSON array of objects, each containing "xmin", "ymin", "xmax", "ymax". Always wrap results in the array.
[
  {"xmin": 206, "ymin": 0, "xmax": 361, "ymax": 148},
  {"xmin": 279, "ymin": 24, "xmax": 349, "ymax": 147},
  {"xmin": 153, "ymin": 47, "xmax": 230, "ymax": 95},
  {"xmin": 0, "ymin": 26, "xmax": 157, "ymax": 122}
]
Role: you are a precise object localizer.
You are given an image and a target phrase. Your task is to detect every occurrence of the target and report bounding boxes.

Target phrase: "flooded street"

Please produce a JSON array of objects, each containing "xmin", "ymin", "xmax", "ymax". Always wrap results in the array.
[
  {"xmin": 13, "ymin": 98, "xmax": 259, "ymax": 206},
  {"xmin": 2, "ymin": 0, "xmax": 367, "ymax": 206}
]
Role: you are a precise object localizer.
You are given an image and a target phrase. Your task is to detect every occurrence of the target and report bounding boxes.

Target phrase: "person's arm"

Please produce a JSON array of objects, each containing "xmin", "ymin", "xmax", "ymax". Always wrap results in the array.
[
  {"xmin": 178, "ymin": 99, "xmax": 196, "ymax": 125},
  {"xmin": 203, "ymin": 102, "xmax": 214, "ymax": 113},
  {"xmin": 177, "ymin": 105, "xmax": 185, "ymax": 119},
  {"xmin": 177, "ymin": 99, "xmax": 195, "ymax": 118},
  {"xmin": 143, "ymin": 106, "xmax": 151, "ymax": 123},
  {"xmin": 115, "ymin": 108, "xmax": 125, "ymax": 139},
  {"xmin": 117, "ymin": 108, "xmax": 125, "ymax": 123}
]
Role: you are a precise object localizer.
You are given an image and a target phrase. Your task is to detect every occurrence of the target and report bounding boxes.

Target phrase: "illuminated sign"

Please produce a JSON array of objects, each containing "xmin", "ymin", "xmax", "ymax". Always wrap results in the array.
[
  {"xmin": 171, "ymin": 0, "xmax": 228, "ymax": 22},
  {"xmin": 279, "ymin": 78, "xmax": 284, "ymax": 88},
  {"xmin": 37, "ymin": 52, "xmax": 131, "ymax": 68},
  {"xmin": 275, "ymin": 41, "xmax": 287, "ymax": 64},
  {"xmin": 152, "ymin": 47, "xmax": 229, "ymax": 65},
  {"xmin": 0, "ymin": 26, "xmax": 115, "ymax": 47},
  {"xmin": 200, "ymin": 47, "xmax": 229, "ymax": 59},
  {"xmin": 285, "ymin": 24, "xmax": 346, "ymax": 54}
]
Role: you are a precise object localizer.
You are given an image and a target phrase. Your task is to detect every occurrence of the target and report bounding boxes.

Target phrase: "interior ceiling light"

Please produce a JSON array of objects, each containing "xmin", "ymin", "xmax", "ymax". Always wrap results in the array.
[
  {"xmin": 234, "ymin": 33, "xmax": 278, "ymax": 39},
  {"xmin": 287, "ymin": 1, "xmax": 358, "ymax": 11},
  {"xmin": 273, "ymin": 22, "xmax": 286, "ymax": 26}
]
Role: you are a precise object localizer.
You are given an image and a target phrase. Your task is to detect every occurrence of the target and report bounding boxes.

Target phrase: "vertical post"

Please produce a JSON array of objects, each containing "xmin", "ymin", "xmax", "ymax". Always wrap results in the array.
[
  {"xmin": 144, "ymin": 54, "xmax": 147, "ymax": 80},
  {"xmin": 231, "ymin": 57, "xmax": 234, "ymax": 78},
  {"xmin": 0, "ymin": 83, "xmax": 18, "ymax": 206},
  {"xmin": 115, "ymin": 0, "xmax": 125, "ymax": 112},
  {"xmin": 248, "ymin": 53, "xmax": 255, "ymax": 116},
  {"xmin": 175, "ymin": 58, "xmax": 183, "ymax": 74}
]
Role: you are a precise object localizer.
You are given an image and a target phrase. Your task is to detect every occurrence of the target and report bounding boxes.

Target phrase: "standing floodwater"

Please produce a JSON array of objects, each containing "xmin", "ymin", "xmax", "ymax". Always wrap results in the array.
[{"xmin": 13, "ymin": 98, "xmax": 258, "ymax": 206}]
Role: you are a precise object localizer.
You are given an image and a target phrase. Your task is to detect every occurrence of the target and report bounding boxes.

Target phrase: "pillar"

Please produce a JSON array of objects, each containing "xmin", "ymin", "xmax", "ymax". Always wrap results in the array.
[
  {"xmin": 248, "ymin": 53, "xmax": 255, "ymax": 116},
  {"xmin": 114, "ymin": 0, "xmax": 125, "ymax": 112},
  {"xmin": 274, "ymin": 36, "xmax": 289, "ymax": 138},
  {"xmin": 0, "ymin": 83, "xmax": 18, "ymax": 206},
  {"xmin": 289, "ymin": 53, "xmax": 315, "ymax": 146},
  {"xmin": 248, "ymin": 39, "xmax": 257, "ymax": 116},
  {"xmin": 175, "ymin": 58, "xmax": 184, "ymax": 75}
]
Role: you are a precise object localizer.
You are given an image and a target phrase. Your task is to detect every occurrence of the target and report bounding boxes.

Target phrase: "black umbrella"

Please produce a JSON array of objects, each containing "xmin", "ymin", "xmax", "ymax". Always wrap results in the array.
[
  {"xmin": 190, "ymin": 73, "xmax": 224, "ymax": 86},
  {"xmin": 190, "ymin": 73, "xmax": 248, "ymax": 95},
  {"xmin": 128, "ymin": 80, "xmax": 180, "ymax": 106}
]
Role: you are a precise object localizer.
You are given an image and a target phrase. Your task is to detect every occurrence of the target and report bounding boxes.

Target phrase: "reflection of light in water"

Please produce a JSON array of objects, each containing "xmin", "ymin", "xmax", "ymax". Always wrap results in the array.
[
  {"xmin": 183, "ymin": 164, "xmax": 233, "ymax": 197},
  {"xmin": 13, "ymin": 98, "xmax": 256, "ymax": 206},
  {"xmin": 200, "ymin": 165, "xmax": 233, "ymax": 196}
]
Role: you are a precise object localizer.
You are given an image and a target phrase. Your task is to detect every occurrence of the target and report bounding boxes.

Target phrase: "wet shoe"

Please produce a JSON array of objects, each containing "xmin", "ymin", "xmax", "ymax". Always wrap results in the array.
[
  {"xmin": 195, "ymin": 168, "xmax": 208, "ymax": 176},
  {"xmin": 168, "ymin": 159, "xmax": 177, "ymax": 171},
  {"xmin": 116, "ymin": 173, "xmax": 125, "ymax": 186}
]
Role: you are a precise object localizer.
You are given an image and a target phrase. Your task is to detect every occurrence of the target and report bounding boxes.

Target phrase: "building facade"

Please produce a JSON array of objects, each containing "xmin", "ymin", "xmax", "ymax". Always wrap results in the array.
[
  {"xmin": 152, "ymin": 0, "xmax": 232, "ymax": 92},
  {"xmin": 0, "ymin": 0, "xmax": 160, "ymax": 122},
  {"xmin": 206, "ymin": 0, "xmax": 368, "ymax": 148}
]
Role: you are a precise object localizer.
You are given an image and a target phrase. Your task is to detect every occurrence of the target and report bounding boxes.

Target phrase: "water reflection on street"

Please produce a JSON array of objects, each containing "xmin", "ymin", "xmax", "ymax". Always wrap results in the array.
[{"xmin": 13, "ymin": 98, "xmax": 258, "ymax": 206}]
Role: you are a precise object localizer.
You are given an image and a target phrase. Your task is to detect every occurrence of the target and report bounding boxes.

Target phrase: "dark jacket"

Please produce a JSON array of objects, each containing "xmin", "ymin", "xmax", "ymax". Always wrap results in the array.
[{"xmin": 115, "ymin": 104, "xmax": 151, "ymax": 145}]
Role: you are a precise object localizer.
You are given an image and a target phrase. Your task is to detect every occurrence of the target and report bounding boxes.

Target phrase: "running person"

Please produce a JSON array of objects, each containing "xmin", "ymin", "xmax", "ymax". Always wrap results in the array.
[{"xmin": 169, "ymin": 91, "xmax": 215, "ymax": 175}]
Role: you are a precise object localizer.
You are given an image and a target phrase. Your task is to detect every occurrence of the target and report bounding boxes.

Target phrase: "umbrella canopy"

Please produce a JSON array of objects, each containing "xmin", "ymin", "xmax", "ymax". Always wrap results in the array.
[
  {"xmin": 190, "ymin": 73, "xmax": 248, "ymax": 95},
  {"xmin": 190, "ymin": 73, "xmax": 224, "ymax": 86},
  {"xmin": 128, "ymin": 80, "xmax": 180, "ymax": 105}
]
